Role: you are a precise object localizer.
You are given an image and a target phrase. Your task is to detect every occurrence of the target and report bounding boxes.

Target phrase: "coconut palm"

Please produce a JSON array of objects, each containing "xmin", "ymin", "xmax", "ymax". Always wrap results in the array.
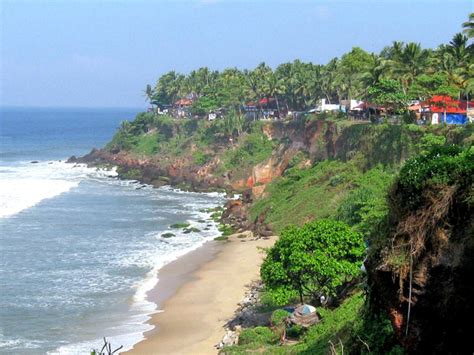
[
  {"xmin": 262, "ymin": 72, "xmax": 286, "ymax": 115},
  {"xmin": 143, "ymin": 84, "xmax": 155, "ymax": 109},
  {"xmin": 392, "ymin": 42, "xmax": 429, "ymax": 93},
  {"xmin": 321, "ymin": 58, "xmax": 338, "ymax": 104},
  {"xmin": 462, "ymin": 13, "xmax": 474, "ymax": 39},
  {"xmin": 361, "ymin": 54, "xmax": 388, "ymax": 97}
]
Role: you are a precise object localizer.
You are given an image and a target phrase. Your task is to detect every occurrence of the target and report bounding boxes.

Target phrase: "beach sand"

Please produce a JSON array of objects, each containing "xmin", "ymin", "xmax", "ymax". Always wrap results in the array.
[{"xmin": 126, "ymin": 232, "xmax": 275, "ymax": 355}]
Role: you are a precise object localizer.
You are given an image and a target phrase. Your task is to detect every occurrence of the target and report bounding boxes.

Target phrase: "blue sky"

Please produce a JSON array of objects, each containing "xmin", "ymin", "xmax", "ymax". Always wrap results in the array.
[{"xmin": 1, "ymin": 0, "xmax": 472, "ymax": 108}]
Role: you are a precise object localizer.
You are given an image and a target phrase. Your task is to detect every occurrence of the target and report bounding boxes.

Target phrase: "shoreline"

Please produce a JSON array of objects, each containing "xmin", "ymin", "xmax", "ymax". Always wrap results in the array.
[{"xmin": 126, "ymin": 232, "xmax": 275, "ymax": 354}]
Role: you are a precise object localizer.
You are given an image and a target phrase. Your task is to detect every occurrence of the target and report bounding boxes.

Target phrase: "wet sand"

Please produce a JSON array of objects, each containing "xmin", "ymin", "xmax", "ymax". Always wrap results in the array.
[{"xmin": 126, "ymin": 232, "xmax": 275, "ymax": 354}]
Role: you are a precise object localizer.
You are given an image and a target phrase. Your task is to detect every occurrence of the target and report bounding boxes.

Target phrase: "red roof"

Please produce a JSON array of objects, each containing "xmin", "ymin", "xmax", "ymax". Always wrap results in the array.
[{"xmin": 424, "ymin": 95, "xmax": 474, "ymax": 114}]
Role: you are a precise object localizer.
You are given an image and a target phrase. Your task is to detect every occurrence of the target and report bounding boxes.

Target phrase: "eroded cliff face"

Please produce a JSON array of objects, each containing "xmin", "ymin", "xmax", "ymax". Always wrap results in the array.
[
  {"xmin": 366, "ymin": 177, "xmax": 474, "ymax": 354},
  {"xmin": 85, "ymin": 121, "xmax": 422, "ymax": 193},
  {"xmin": 74, "ymin": 120, "xmax": 342, "ymax": 194}
]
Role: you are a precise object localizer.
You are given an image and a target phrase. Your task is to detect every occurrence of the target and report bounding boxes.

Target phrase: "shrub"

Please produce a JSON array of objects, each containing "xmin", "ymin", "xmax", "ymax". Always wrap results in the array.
[
  {"xmin": 395, "ymin": 145, "xmax": 473, "ymax": 209},
  {"xmin": 238, "ymin": 327, "xmax": 277, "ymax": 345},
  {"xmin": 270, "ymin": 309, "xmax": 290, "ymax": 326},
  {"xmin": 337, "ymin": 166, "xmax": 394, "ymax": 237},
  {"xmin": 286, "ymin": 324, "xmax": 305, "ymax": 338}
]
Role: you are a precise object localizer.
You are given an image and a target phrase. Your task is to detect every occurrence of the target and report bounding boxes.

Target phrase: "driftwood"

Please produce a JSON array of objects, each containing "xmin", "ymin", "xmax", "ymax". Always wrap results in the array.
[{"xmin": 91, "ymin": 338, "xmax": 123, "ymax": 355}]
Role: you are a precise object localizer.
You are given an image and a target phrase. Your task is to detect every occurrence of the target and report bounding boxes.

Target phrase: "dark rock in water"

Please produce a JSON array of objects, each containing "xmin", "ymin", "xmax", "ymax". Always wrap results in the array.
[
  {"xmin": 30, "ymin": 161, "xmax": 39, "ymax": 164},
  {"xmin": 161, "ymin": 233, "xmax": 175, "ymax": 238},
  {"xmin": 66, "ymin": 156, "xmax": 77, "ymax": 163},
  {"xmin": 170, "ymin": 222, "xmax": 190, "ymax": 229},
  {"xmin": 48, "ymin": 162, "xmax": 53, "ymax": 164}
]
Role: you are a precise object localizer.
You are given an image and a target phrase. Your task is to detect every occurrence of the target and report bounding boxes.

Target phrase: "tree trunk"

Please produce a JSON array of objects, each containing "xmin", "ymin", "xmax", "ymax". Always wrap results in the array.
[{"xmin": 275, "ymin": 96, "xmax": 281, "ymax": 118}]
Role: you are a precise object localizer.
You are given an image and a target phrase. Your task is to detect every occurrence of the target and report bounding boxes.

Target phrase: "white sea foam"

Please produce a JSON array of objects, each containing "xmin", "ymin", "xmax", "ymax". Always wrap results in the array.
[
  {"xmin": 49, "ymin": 187, "xmax": 225, "ymax": 354},
  {"xmin": 0, "ymin": 161, "xmax": 116, "ymax": 218}
]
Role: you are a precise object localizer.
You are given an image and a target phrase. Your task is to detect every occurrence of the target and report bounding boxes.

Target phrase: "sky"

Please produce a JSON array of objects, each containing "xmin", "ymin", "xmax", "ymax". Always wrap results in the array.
[{"xmin": 1, "ymin": 0, "xmax": 473, "ymax": 108}]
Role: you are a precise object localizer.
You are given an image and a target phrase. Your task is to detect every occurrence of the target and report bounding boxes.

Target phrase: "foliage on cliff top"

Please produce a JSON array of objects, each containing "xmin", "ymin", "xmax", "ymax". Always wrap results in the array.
[{"xmin": 393, "ymin": 144, "xmax": 473, "ymax": 211}]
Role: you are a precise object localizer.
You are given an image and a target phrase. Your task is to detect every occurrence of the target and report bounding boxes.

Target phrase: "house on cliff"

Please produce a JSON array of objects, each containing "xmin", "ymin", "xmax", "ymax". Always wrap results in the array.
[{"xmin": 421, "ymin": 95, "xmax": 473, "ymax": 125}]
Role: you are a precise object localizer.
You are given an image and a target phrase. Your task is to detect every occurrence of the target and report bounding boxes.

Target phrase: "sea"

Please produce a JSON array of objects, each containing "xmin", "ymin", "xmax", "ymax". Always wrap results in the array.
[{"xmin": 0, "ymin": 107, "xmax": 225, "ymax": 354}]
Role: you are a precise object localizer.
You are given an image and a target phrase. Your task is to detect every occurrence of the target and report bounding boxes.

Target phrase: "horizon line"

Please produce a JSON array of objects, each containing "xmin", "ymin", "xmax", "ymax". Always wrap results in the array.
[{"xmin": 1, "ymin": 105, "xmax": 145, "ymax": 110}]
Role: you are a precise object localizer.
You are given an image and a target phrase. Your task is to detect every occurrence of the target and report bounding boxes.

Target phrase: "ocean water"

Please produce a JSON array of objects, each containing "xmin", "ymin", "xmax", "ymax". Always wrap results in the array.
[{"xmin": 0, "ymin": 108, "xmax": 225, "ymax": 354}]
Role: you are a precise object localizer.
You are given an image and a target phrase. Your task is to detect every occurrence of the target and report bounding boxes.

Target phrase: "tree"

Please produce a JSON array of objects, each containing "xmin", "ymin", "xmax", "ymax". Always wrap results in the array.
[
  {"xmin": 261, "ymin": 219, "xmax": 365, "ymax": 304},
  {"xmin": 153, "ymin": 71, "xmax": 184, "ymax": 105},
  {"xmin": 262, "ymin": 72, "xmax": 286, "ymax": 114},
  {"xmin": 367, "ymin": 79, "xmax": 408, "ymax": 113},
  {"xmin": 143, "ymin": 84, "xmax": 155, "ymax": 109},
  {"xmin": 390, "ymin": 42, "xmax": 429, "ymax": 93},
  {"xmin": 336, "ymin": 47, "xmax": 372, "ymax": 101},
  {"xmin": 462, "ymin": 13, "xmax": 474, "ymax": 39}
]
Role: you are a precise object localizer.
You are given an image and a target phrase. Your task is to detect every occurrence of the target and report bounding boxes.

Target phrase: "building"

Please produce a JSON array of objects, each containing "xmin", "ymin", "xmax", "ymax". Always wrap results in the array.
[{"xmin": 422, "ymin": 95, "xmax": 473, "ymax": 125}]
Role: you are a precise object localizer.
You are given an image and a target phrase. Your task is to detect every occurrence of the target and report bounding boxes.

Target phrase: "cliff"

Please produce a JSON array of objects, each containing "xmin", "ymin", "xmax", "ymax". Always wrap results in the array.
[
  {"xmin": 366, "ymin": 145, "xmax": 474, "ymax": 353},
  {"xmin": 72, "ymin": 115, "xmax": 471, "ymax": 234}
]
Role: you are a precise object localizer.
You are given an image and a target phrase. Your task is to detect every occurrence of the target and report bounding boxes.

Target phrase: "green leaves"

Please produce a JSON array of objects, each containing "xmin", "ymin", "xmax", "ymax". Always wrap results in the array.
[
  {"xmin": 261, "ymin": 219, "xmax": 365, "ymax": 302},
  {"xmin": 367, "ymin": 79, "xmax": 408, "ymax": 113}
]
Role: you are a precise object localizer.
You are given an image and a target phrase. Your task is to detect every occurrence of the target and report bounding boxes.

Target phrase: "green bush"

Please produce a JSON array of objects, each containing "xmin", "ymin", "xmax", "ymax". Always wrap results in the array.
[
  {"xmin": 193, "ymin": 151, "xmax": 211, "ymax": 165},
  {"xmin": 337, "ymin": 166, "xmax": 394, "ymax": 237},
  {"xmin": 238, "ymin": 327, "xmax": 277, "ymax": 346},
  {"xmin": 395, "ymin": 145, "xmax": 473, "ymax": 209},
  {"xmin": 218, "ymin": 224, "xmax": 234, "ymax": 236},
  {"xmin": 270, "ymin": 309, "xmax": 290, "ymax": 326},
  {"xmin": 286, "ymin": 324, "xmax": 304, "ymax": 338}
]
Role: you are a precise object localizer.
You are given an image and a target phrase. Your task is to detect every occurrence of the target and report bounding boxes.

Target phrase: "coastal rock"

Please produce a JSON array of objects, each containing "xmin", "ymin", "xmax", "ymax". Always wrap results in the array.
[{"xmin": 217, "ymin": 327, "xmax": 241, "ymax": 349}]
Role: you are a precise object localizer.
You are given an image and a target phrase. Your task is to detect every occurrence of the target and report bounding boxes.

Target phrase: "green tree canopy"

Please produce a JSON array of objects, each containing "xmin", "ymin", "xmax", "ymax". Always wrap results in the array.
[
  {"xmin": 367, "ymin": 79, "xmax": 408, "ymax": 113},
  {"xmin": 261, "ymin": 219, "xmax": 365, "ymax": 304}
]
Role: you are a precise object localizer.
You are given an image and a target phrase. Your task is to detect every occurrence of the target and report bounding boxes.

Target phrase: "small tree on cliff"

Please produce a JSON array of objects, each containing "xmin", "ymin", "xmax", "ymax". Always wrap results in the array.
[{"xmin": 261, "ymin": 219, "xmax": 365, "ymax": 304}]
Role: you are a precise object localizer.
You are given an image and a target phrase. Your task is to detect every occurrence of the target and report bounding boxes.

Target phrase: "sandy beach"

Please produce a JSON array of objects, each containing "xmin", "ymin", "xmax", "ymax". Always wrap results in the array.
[{"xmin": 126, "ymin": 232, "xmax": 275, "ymax": 354}]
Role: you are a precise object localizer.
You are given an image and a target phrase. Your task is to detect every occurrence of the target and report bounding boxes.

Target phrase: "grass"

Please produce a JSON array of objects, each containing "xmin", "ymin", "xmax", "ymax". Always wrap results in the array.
[
  {"xmin": 250, "ymin": 160, "xmax": 362, "ymax": 234},
  {"xmin": 130, "ymin": 132, "xmax": 160, "ymax": 155}
]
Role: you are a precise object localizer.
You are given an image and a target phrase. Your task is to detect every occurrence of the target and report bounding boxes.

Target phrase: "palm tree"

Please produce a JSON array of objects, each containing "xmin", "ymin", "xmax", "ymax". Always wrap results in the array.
[
  {"xmin": 361, "ymin": 54, "xmax": 388, "ymax": 97},
  {"xmin": 447, "ymin": 33, "xmax": 470, "ymax": 66},
  {"xmin": 462, "ymin": 13, "xmax": 474, "ymax": 39},
  {"xmin": 143, "ymin": 84, "xmax": 155, "ymax": 109},
  {"xmin": 263, "ymin": 72, "xmax": 286, "ymax": 115},
  {"xmin": 321, "ymin": 58, "xmax": 338, "ymax": 104},
  {"xmin": 392, "ymin": 42, "xmax": 429, "ymax": 93}
]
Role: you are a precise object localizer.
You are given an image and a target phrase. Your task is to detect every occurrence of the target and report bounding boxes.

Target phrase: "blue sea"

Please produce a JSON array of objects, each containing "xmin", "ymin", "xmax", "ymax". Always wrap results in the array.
[{"xmin": 0, "ymin": 107, "xmax": 225, "ymax": 354}]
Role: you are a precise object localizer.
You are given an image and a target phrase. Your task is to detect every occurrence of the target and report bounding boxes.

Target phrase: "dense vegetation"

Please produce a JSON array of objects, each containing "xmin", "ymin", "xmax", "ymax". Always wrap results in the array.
[{"xmin": 144, "ymin": 15, "xmax": 473, "ymax": 115}]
